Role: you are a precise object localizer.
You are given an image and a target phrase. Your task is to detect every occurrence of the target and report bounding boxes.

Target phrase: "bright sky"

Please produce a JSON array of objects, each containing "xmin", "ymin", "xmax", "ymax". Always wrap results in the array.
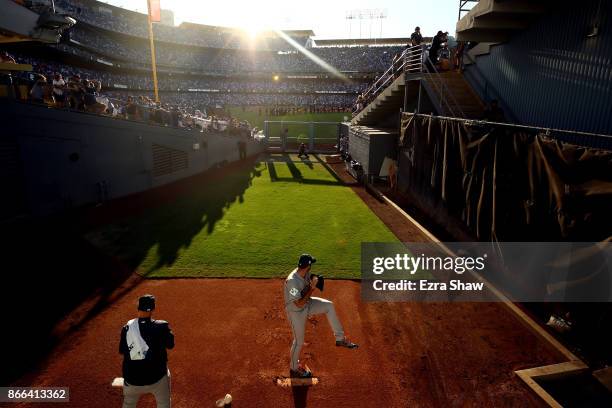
[{"xmin": 99, "ymin": 0, "xmax": 461, "ymax": 39}]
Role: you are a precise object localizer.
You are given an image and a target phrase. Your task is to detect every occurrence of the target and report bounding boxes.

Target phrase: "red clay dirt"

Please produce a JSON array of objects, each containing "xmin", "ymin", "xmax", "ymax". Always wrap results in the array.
[
  {"xmin": 11, "ymin": 279, "xmax": 562, "ymax": 408},
  {"xmin": 9, "ymin": 156, "xmax": 565, "ymax": 407}
]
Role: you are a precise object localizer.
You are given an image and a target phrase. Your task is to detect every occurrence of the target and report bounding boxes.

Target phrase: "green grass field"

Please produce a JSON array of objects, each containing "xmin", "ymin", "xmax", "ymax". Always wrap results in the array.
[{"xmin": 86, "ymin": 155, "xmax": 398, "ymax": 279}]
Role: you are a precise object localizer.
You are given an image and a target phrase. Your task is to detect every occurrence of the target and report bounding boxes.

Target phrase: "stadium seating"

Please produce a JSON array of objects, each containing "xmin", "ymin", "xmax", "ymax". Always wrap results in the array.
[{"xmin": 1, "ymin": 0, "xmax": 410, "ymax": 128}]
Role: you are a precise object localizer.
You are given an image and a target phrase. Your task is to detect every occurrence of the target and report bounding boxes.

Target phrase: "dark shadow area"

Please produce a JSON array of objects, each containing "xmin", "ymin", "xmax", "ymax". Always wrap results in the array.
[
  {"xmin": 0, "ymin": 215, "xmax": 136, "ymax": 384},
  {"xmin": 0, "ymin": 157, "xmax": 262, "ymax": 384},
  {"xmin": 292, "ymin": 386, "xmax": 309, "ymax": 408},
  {"xmin": 267, "ymin": 160, "xmax": 279, "ymax": 181},
  {"xmin": 299, "ymin": 156, "xmax": 314, "ymax": 169},
  {"xmin": 536, "ymin": 373, "xmax": 612, "ymax": 407},
  {"xmin": 285, "ymin": 155, "xmax": 304, "ymax": 181},
  {"xmin": 395, "ymin": 114, "xmax": 612, "ymax": 366},
  {"xmin": 265, "ymin": 154, "xmax": 343, "ymax": 187},
  {"xmin": 95, "ymin": 158, "xmax": 263, "ymax": 274},
  {"xmin": 312, "ymin": 155, "xmax": 344, "ymax": 184}
]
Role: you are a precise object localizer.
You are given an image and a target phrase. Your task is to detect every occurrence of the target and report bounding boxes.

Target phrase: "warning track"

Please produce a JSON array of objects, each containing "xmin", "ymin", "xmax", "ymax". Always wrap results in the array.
[{"xmin": 11, "ymin": 279, "xmax": 561, "ymax": 407}]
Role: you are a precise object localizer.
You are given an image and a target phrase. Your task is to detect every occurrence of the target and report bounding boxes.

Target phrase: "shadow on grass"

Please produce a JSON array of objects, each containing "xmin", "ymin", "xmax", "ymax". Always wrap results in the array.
[
  {"xmin": 300, "ymin": 156, "xmax": 315, "ymax": 169},
  {"xmin": 99, "ymin": 159, "xmax": 264, "ymax": 275},
  {"xmin": 0, "ymin": 158, "xmax": 262, "ymax": 384},
  {"xmin": 0, "ymin": 215, "xmax": 136, "ymax": 384},
  {"xmin": 266, "ymin": 154, "xmax": 343, "ymax": 187}
]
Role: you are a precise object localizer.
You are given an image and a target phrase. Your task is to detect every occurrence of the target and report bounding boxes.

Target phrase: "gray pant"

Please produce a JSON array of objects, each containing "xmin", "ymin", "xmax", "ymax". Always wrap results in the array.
[
  {"xmin": 287, "ymin": 297, "xmax": 345, "ymax": 370},
  {"xmin": 122, "ymin": 371, "xmax": 171, "ymax": 408}
]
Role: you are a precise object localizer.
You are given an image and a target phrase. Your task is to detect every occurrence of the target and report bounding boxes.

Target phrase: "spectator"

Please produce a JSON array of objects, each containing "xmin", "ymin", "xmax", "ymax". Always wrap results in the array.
[
  {"xmin": 125, "ymin": 96, "xmax": 139, "ymax": 120},
  {"xmin": 410, "ymin": 27, "xmax": 423, "ymax": 46},
  {"xmin": 52, "ymin": 73, "xmax": 66, "ymax": 107},
  {"xmin": 427, "ymin": 31, "xmax": 444, "ymax": 71},
  {"xmin": 119, "ymin": 294, "xmax": 174, "ymax": 408},
  {"xmin": 66, "ymin": 74, "xmax": 84, "ymax": 109},
  {"xmin": 388, "ymin": 159, "xmax": 397, "ymax": 191},
  {"xmin": 297, "ymin": 142, "xmax": 309, "ymax": 159},
  {"xmin": 1, "ymin": 50, "xmax": 16, "ymax": 63},
  {"xmin": 354, "ymin": 94, "xmax": 364, "ymax": 113},
  {"xmin": 83, "ymin": 80, "xmax": 106, "ymax": 113},
  {"xmin": 29, "ymin": 74, "xmax": 47, "ymax": 104}
]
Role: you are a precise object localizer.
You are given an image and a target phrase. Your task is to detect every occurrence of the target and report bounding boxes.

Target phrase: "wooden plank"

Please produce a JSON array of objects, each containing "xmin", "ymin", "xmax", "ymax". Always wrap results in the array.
[
  {"xmin": 515, "ymin": 370, "xmax": 563, "ymax": 408},
  {"xmin": 0, "ymin": 62, "xmax": 32, "ymax": 72},
  {"xmin": 593, "ymin": 367, "xmax": 612, "ymax": 393},
  {"xmin": 374, "ymin": 186, "xmax": 589, "ymax": 408},
  {"xmin": 275, "ymin": 377, "xmax": 320, "ymax": 387}
]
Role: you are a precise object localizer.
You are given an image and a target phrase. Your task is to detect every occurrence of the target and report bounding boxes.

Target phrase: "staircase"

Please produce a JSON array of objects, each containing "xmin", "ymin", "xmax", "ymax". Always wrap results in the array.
[
  {"xmin": 422, "ymin": 71, "xmax": 485, "ymax": 119},
  {"xmin": 351, "ymin": 75, "xmax": 405, "ymax": 126},
  {"xmin": 351, "ymin": 43, "xmax": 487, "ymax": 126}
]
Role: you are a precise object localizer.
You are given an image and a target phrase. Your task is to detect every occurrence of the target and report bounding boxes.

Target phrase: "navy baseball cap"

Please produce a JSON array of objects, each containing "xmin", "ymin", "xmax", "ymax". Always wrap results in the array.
[
  {"xmin": 298, "ymin": 254, "xmax": 316, "ymax": 268},
  {"xmin": 138, "ymin": 294, "xmax": 156, "ymax": 311}
]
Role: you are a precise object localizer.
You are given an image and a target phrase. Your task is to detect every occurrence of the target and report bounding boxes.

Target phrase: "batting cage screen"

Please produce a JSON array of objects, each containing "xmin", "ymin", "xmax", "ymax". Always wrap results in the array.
[{"xmin": 264, "ymin": 121, "xmax": 343, "ymax": 153}]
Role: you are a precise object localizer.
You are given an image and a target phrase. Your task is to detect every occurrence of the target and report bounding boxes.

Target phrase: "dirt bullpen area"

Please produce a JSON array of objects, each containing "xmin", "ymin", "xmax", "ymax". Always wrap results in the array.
[{"xmin": 11, "ymin": 278, "xmax": 563, "ymax": 407}]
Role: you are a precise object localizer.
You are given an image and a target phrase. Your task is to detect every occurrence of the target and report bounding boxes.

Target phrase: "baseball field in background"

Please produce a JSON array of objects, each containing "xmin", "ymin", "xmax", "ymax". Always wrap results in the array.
[{"xmin": 86, "ymin": 154, "xmax": 397, "ymax": 278}]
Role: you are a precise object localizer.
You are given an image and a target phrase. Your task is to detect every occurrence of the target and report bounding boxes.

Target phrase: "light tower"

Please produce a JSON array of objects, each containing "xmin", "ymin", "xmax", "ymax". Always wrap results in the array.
[{"xmin": 345, "ymin": 8, "xmax": 388, "ymax": 41}]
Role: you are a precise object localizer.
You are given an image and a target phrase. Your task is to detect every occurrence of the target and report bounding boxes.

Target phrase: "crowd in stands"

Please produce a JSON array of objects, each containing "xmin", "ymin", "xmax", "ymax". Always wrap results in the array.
[
  {"xmin": 13, "ymin": 53, "xmax": 365, "ymax": 96},
  {"xmin": 3, "ymin": 0, "xmax": 392, "ymax": 127},
  {"xmin": 66, "ymin": 25, "xmax": 401, "ymax": 74},
  {"xmin": 2, "ymin": 51, "xmax": 250, "ymax": 134},
  {"xmin": 2, "ymin": 50, "xmax": 353, "ymax": 132},
  {"xmin": 109, "ymin": 92, "xmax": 355, "ymax": 111},
  {"xmin": 54, "ymin": 0, "xmax": 309, "ymax": 51}
]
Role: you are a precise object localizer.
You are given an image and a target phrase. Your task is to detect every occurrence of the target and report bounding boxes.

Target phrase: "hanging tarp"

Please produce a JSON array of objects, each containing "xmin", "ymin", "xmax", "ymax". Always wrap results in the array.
[{"xmin": 398, "ymin": 113, "xmax": 612, "ymax": 242}]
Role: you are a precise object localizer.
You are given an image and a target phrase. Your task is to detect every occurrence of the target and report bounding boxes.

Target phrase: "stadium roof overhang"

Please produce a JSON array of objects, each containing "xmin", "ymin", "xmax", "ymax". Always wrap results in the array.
[
  {"xmin": 282, "ymin": 30, "xmax": 315, "ymax": 37},
  {"xmin": 0, "ymin": 0, "xmax": 75, "ymax": 44},
  {"xmin": 313, "ymin": 37, "xmax": 417, "ymax": 47},
  {"xmin": 456, "ymin": 0, "xmax": 550, "ymax": 42},
  {"xmin": 178, "ymin": 22, "xmax": 315, "ymax": 38}
]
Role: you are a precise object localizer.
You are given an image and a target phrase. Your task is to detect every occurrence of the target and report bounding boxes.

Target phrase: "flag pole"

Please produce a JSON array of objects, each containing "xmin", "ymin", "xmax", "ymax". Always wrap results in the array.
[{"xmin": 146, "ymin": 0, "xmax": 160, "ymax": 103}]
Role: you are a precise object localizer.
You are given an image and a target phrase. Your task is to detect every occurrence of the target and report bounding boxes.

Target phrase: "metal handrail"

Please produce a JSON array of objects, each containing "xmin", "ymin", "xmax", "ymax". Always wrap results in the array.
[
  {"xmin": 409, "ymin": 112, "xmax": 612, "ymax": 150},
  {"xmin": 412, "ymin": 113, "xmax": 612, "ymax": 140},
  {"xmin": 421, "ymin": 55, "xmax": 466, "ymax": 118},
  {"xmin": 355, "ymin": 45, "xmax": 470, "ymax": 120},
  {"xmin": 358, "ymin": 45, "xmax": 424, "ymax": 107}
]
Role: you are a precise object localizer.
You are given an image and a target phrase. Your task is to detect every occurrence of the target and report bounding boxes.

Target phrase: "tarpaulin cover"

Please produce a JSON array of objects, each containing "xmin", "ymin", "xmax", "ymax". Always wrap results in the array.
[{"xmin": 398, "ymin": 113, "xmax": 612, "ymax": 242}]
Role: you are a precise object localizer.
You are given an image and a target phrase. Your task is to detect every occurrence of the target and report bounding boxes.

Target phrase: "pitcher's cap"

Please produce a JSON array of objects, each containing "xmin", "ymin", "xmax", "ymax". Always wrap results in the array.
[
  {"xmin": 298, "ymin": 254, "xmax": 316, "ymax": 268},
  {"xmin": 138, "ymin": 294, "xmax": 156, "ymax": 312}
]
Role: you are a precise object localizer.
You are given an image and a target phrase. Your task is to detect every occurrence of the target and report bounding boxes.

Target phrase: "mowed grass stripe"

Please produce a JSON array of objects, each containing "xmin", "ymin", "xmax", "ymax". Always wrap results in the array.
[{"xmin": 86, "ymin": 155, "xmax": 398, "ymax": 278}]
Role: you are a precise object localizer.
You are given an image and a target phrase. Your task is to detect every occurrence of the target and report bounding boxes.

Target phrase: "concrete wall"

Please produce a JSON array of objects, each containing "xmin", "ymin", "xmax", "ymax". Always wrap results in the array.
[
  {"xmin": 348, "ymin": 127, "xmax": 397, "ymax": 178},
  {"xmin": 348, "ymin": 128, "xmax": 371, "ymax": 174},
  {"xmin": 463, "ymin": 0, "xmax": 612, "ymax": 136},
  {"xmin": 2, "ymin": 100, "xmax": 264, "ymax": 216}
]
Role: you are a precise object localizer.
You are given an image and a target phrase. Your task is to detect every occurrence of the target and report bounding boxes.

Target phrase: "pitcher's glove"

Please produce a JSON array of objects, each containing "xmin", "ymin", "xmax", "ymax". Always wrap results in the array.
[
  {"xmin": 312, "ymin": 274, "xmax": 325, "ymax": 291},
  {"xmin": 300, "ymin": 275, "xmax": 325, "ymax": 297}
]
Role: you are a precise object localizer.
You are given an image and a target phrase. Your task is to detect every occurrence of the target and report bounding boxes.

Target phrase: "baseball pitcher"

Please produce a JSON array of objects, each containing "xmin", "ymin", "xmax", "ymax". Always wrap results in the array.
[{"xmin": 284, "ymin": 253, "xmax": 358, "ymax": 378}]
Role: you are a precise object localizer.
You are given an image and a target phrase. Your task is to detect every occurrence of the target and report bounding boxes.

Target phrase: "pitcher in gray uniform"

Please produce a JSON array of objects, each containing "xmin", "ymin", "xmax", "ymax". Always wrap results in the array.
[{"xmin": 284, "ymin": 253, "xmax": 358, "ymax": 378}]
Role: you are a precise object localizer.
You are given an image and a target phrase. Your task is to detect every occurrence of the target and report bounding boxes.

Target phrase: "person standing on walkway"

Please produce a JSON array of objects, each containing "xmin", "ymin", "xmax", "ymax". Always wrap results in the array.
[{"xmin": 119, "ymin": 294, "xmax": 175, "ymax": 408}]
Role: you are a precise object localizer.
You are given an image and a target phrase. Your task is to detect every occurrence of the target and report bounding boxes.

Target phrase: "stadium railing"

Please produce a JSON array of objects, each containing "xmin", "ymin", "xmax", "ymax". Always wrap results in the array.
[{"xmin": 356, "ymin": 45, "xmax": 424, "ymax": 111}]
